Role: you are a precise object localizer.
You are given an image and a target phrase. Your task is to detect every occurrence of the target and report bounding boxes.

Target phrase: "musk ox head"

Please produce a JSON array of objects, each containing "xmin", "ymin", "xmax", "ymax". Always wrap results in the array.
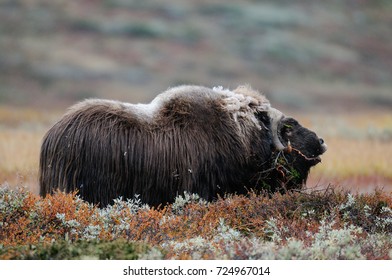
[
  {"xmin": 278, "ymin": 117, "xmax": 327, "ymax": 165},
  {"xmin": 259, "ymin": 114, "xmax": 327, "ymax": 192}
]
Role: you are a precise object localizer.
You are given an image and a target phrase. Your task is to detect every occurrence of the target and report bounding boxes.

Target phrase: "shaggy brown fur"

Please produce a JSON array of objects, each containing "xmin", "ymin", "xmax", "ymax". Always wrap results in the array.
[{"xmin": 39, "ymin": 85, "xmax": 326, "ymax": 207}]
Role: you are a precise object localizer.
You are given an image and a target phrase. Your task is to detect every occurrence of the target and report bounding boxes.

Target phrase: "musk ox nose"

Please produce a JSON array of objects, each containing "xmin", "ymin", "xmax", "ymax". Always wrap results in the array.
[{"xmin": 319, "ymin": 138, "xmax": 327, "ymax": 153}]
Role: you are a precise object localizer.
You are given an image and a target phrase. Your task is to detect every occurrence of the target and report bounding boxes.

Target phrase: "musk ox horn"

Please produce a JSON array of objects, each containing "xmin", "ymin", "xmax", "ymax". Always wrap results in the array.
[{"xmin": 268, "ymin": 107, "xmax": 286, "ymax": 151}]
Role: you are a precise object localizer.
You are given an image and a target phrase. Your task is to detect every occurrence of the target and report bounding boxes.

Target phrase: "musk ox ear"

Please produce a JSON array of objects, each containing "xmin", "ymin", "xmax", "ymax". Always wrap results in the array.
[{"xmin": 267, "ymin": 107, "xmax": 286, "ymax": 151}]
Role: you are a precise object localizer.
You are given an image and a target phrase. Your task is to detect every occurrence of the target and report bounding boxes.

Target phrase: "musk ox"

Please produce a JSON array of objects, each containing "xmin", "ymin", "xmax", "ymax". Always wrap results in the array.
[{"xmin": 39, "ymin": 85, "xmax": 327, "ymax": 207}]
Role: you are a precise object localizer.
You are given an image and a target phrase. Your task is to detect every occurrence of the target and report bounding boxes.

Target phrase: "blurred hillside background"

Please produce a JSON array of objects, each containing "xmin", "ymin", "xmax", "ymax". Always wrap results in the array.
[
  {"xmin": 1, "ymin": 0, "xmax": 391, "ymax": 111},
  {"xmin": 0, "ymin": 0, "xmax": 392, "ymax": 192}
]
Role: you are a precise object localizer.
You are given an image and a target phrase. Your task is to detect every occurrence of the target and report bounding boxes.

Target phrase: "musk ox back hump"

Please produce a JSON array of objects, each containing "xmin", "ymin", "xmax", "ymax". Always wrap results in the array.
[{"xmin": 39, "ymin": 85, "xmax": 274, "ymax": 207}]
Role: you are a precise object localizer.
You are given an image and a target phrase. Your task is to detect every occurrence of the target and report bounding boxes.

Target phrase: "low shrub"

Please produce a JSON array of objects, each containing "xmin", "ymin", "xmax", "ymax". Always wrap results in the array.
[{"xmin": 0, "ymin": 185, "xmax": 391, "ymax": 259}]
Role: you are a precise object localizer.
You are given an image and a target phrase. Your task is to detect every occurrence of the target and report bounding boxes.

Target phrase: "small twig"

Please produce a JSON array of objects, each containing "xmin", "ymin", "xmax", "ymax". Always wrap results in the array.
[{"xmin": 291, "ymin": 148, "xmax": 320, "ymax": 162}]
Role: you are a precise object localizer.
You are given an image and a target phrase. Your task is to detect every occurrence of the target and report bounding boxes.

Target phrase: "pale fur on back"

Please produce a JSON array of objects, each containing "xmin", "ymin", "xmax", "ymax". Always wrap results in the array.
[
  {"xmin": 65, "ymin": 85, "xmax": 286, "ymax": 153},
  {"xmin": 67, "ymin": 85, "xmax": 276, "ymax": 129}
]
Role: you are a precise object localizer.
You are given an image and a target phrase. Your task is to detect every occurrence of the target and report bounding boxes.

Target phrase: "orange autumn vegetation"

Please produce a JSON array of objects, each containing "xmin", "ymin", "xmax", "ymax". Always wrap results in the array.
[{"xmin": 1, "ymin": 186, "xmax": 391, "ymax": 259}]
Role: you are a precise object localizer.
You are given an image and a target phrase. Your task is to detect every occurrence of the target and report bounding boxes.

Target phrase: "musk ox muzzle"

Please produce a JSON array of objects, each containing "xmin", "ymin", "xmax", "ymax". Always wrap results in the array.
[{"xmin": 39, "ymin": 85, "xmax": 326, "ymax": 207}]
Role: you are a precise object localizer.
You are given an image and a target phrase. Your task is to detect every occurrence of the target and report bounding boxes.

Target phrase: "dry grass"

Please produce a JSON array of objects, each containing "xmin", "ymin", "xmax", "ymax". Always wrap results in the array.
[
  {"xmin": 300, "ymin": 111, "xmax": 392, "ymax": 192},
  {"xmin": 308, "ymin": 137, "xmax": 392, "ymax": 193},
  {"xmin": 0, "ymin": 106, "xmax": 57, "ymax": 126},
  {"xmin": 0, "ymin": 106, "xmax": 391, "ymax": 193},
  {"xmin": 0, "ymin": 128, "xmax": 42, "ymax": 184},
  {"xmin": 312, "ymin": 138, "xmax": 392, "ymax": 178},
  {"xmin": 0, "ymin": 106, "xmax": 60, "ymax": 193}
]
